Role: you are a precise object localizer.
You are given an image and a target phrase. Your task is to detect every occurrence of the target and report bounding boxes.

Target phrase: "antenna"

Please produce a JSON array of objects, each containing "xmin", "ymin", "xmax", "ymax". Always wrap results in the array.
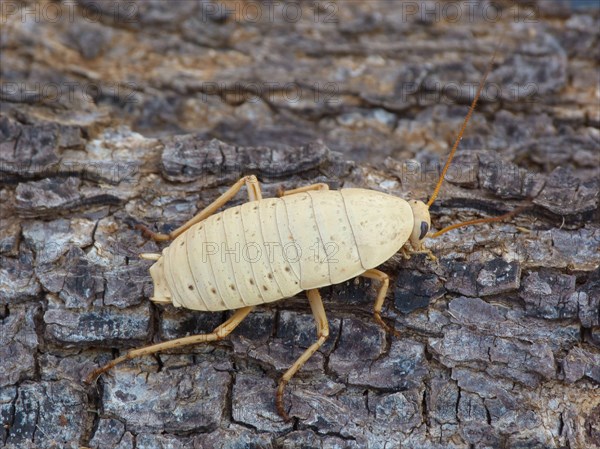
[
  {"xmin": 426, "ymin": 33, "xmax": 505, "ymax": 208},
  {"xmin": 430, "ymin": 200, "xmax": 532, "ymax": 238}
]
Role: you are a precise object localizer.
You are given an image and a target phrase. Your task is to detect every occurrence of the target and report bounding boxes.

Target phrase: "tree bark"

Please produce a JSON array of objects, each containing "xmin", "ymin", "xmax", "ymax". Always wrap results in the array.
[{"xmin": 1, "ymin": 1, "xmax": 598, "ymax": 448}]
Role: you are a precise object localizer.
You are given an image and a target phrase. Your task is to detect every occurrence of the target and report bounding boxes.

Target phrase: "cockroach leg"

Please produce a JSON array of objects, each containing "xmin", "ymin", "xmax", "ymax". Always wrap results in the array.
[
  {"xmin": 276, "ymin": 288, "xmax": 329, "ymax": 421},
  {"xmin": 277, "ymin": 182, "xmax": 330, "ymax": 197},
  {"xmin": 137, "ymin": 175, "xmax": 263, "ymax": 242},
  {"xmin": 85, "ymin": 306, "xmax": 254, "ymax": 384},
  {"xmin": 361, "ymin": 268, "xmax": 400, "ymax": 337}
]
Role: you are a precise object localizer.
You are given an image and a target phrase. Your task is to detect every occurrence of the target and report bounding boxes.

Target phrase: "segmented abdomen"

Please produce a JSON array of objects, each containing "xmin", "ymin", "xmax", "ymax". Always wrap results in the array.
[{"xmin": 159, "ymin": 189, "xmax": 412, "ymax": 311}]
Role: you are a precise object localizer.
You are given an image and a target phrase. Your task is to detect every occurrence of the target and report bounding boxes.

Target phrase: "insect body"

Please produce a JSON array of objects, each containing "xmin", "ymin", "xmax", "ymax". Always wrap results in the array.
[
  {"xmin": 86, "ymin": 39, "xmax": 507, "ymax": 421},
  {"xmin": 152, "ymin": 189, "xmax": 426, "ymax": 312}
]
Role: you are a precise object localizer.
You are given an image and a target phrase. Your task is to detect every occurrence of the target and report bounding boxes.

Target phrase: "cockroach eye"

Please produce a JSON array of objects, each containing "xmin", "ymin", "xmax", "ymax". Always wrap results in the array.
[{"xmin": 419, "ymin": 221, "xmax": 429, "ymax": 240}]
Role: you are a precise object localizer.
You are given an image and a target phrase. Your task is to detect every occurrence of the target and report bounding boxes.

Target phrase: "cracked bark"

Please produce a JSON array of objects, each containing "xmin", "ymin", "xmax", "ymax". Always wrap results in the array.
[{"xmin": 1, "ymin": 1, "xmax": 599, "ymax": 449}]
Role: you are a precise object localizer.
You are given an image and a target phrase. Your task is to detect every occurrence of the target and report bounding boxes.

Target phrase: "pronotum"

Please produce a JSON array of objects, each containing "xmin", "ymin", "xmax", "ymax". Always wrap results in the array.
[{"xmin": 86, "ymin": 37, "xmax": 518, "ymax": 420}]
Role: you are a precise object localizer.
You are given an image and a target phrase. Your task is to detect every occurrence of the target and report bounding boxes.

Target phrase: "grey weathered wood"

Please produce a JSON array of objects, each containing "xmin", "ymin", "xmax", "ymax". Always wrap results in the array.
[{"xmin": 1, "ymin": 1, "xmax": 599, "ymax": 448}]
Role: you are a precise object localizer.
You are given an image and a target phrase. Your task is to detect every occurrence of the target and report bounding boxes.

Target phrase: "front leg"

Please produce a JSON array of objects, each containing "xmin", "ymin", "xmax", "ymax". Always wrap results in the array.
[{"xmin": 401, "ymin": 241, "xmax": 437, "ymax": 262}]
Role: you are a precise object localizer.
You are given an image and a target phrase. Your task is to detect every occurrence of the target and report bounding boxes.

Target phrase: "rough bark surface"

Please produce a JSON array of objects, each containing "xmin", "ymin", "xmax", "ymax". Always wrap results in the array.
[{"xmin": 1, "ymin": 1, "xmax": 599, "ymax": 449}]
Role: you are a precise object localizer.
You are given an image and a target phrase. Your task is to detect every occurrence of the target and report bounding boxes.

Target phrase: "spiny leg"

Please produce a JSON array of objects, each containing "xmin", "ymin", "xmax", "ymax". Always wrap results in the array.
[
  {"xmin": 85, "ymin": 306, "xmax": 254, "ymax": 384},
  {"xmin": 277, "ymin": 182, "xmax": 329, "ymax": 197},
  {"xmin": 246, "ymin": 174, "xmax": 262, "ymax": 201},
  {"xmin": 137, "ymin": 175, "xmax": 263, "ymax": 241},
  {"xmin": 276, "ymin": 289, "xmax": 329, "ymax": 421},
  {"xmin": 139, "ymin": 253, "xmax": 161, "ymax": 261},
  {"xmin": 361, "ymin": 269, "xmax": 399, "ymax": 336},
  {"xmin": 400, "ymin": 244, "xmax": 437, "ymax": 262}
]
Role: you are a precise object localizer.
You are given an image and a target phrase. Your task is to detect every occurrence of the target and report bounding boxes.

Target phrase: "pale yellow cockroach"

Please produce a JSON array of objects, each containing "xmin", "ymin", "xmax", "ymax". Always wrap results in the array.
[{"xmin": 86, "ymin": 39, "xmax": 516, "ymax": 420}]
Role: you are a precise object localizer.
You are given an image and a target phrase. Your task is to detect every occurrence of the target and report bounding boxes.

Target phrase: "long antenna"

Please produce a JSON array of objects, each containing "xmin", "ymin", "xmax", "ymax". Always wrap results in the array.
[
  {"xmin": 426, "ymin": 34, "xmax": 504, "ymax": 208},
  {"xmin": 430, "ymin": 200, "xmax": 531, "ymax": 238}
]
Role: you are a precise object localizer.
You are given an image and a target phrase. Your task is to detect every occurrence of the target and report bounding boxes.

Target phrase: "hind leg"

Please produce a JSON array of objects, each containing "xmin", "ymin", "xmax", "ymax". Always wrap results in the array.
[
  {"xmin": 138, "ymin": 175, "xmax": 262, "ymax": 241},
  {"xmin": 85, "ymin": 306, "xmax": 254, "ymax": 384}
]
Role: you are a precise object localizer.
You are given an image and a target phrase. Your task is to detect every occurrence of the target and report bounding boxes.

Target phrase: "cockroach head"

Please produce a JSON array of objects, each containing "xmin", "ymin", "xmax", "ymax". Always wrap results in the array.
[{"xmin": 408, "ymin": 200, "xmax": 431, "ymax": 247}]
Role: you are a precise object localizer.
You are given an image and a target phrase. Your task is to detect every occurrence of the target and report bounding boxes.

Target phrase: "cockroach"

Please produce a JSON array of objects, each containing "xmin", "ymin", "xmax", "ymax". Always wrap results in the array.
[{"xmin": 86, "ymin": 37, "xmax": 517, "ymax": 420}]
